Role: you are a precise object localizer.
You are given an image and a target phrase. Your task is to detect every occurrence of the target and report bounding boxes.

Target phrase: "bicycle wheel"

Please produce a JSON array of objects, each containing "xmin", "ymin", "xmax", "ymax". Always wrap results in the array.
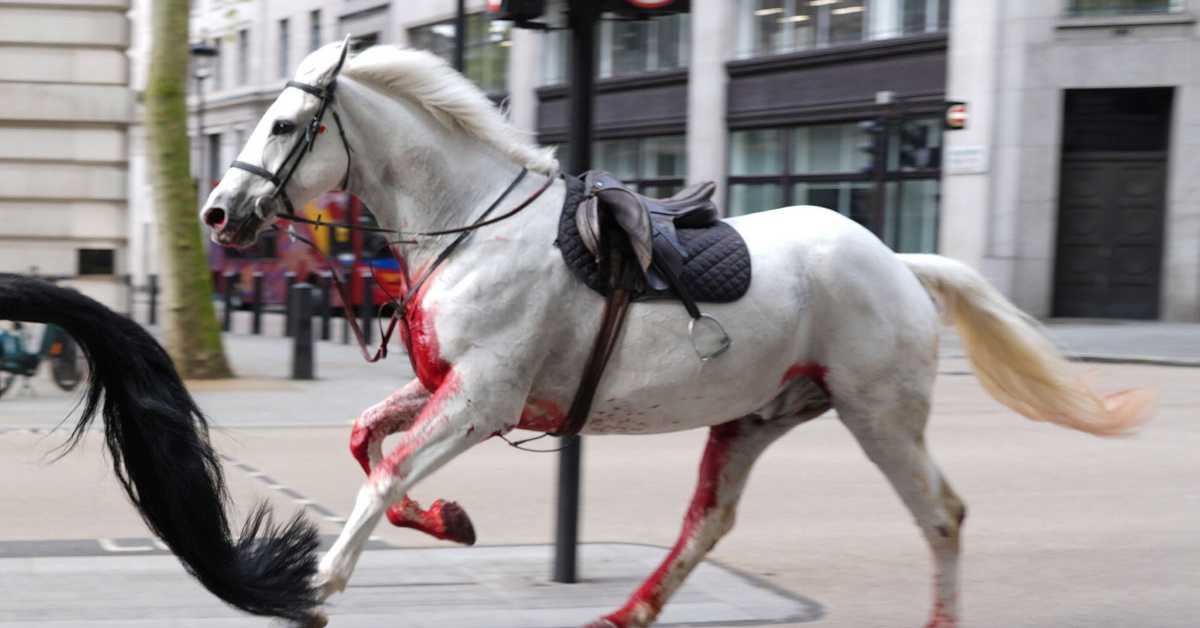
[
  {"xmin": 50, "ymin": 338, "xmax": 86, "ymax": 391},
  {"xmin": 0, "ymin": 371, "xmax": 13, "ymax": 399}
]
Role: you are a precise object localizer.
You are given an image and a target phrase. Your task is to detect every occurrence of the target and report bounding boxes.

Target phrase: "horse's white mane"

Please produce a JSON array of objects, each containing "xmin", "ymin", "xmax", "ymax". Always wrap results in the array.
[{"xmin": 329, "ymin": 46, "xmax": 558, "ymax": 174}]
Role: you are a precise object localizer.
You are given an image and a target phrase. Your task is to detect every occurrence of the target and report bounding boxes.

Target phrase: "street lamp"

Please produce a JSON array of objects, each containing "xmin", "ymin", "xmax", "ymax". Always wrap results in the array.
[{"xmin": 190, "ymin": 42, "xmax": 219, "ymax": 203}]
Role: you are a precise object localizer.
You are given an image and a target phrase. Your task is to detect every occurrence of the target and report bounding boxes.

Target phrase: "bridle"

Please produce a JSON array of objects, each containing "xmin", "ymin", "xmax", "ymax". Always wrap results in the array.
[{"xmin": 230, "ymin": 41, "xmax": 353, "ymax": 223}]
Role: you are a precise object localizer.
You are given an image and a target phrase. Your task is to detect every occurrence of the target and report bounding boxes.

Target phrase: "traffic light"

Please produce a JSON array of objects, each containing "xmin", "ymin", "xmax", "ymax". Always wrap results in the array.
[
  {"xmin": 897, "ymin": 121, "xmax": 935, "ymax": 170},
  {"xmin": 487, "ymin": 0, "xmax": 546, "ymax": 22},
  {"xmin": 858, "ymin": 119, "xmax": 887, "ymax": 175}
]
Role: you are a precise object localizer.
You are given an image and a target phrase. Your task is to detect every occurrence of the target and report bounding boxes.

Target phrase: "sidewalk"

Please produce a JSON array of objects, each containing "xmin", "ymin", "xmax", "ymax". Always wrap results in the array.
[{"xmin": 939, "ymin": 319, "xmax": 1200, "ymax": 367}]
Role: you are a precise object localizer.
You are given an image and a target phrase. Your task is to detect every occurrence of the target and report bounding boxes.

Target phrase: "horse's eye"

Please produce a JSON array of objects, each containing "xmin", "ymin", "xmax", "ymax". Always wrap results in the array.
[{"xmin": 271, "ymin": 120, "xmax": 297, "ymax": 135}]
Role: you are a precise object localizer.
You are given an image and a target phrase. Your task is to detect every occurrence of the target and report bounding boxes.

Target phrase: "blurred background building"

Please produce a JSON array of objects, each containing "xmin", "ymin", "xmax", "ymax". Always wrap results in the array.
[
  {"xmin": 0, "ymin": 0, "xmax": 132, "ymax": 307},
  {"xmin": 116, "ymin": 0, "xmax": 1200, "ymax": 321}
]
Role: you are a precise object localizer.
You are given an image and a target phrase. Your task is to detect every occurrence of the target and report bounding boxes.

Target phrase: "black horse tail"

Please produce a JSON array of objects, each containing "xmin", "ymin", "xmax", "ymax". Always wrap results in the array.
[{"xmin": 0, "ymin": 275, "xmax": 319, "ymax": 622}]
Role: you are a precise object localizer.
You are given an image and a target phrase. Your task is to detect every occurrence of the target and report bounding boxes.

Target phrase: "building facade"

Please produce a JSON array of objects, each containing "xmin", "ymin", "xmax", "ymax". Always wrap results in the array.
[
  {"xmin": 127, "ymin": 0, "xmax": 1199, "ymax": 321},
  {"xmin": 944, "ymin": 0, "xmax": 1197, "ymax": 321},
  {"xmin": 0, "ymin": 0, "xmax": 132, "ymax": 307}
]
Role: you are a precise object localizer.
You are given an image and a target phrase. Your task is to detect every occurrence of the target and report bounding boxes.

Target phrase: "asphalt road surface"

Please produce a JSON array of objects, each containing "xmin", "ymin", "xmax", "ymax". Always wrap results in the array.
[{"xmin": 0, "ymin": 331, "xmax": 1196, "ymax": 627}]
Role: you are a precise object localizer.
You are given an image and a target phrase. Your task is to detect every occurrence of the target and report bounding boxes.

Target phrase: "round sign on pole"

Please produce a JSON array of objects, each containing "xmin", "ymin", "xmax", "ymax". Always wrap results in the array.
[
  {"xmin": 487, "ymin": 0, "xmax": 502, "ymax": 11},
  {"xmin": 629, "ymin": 0, "xmax": 676, "ymax": 7},
  {"xmin": 945, "ymin": 102, "xmax": 968, "ymax": 130}
]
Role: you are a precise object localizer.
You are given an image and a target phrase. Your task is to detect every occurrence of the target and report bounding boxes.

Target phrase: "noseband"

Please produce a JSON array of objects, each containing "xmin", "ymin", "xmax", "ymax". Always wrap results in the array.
[{"xmin": 230, "ymin": 77, "xmax": 353, "ymax": 220}]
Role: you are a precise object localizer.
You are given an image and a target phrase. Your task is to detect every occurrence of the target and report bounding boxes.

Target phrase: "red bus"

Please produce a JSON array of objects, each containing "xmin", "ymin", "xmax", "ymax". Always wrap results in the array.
[{"xmin": 208, "ymin": 192, "xmax": 404, "ymax": 311}]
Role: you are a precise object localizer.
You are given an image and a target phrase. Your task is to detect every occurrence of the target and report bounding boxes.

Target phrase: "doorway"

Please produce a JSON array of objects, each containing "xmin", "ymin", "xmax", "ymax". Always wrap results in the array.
[{"xmin": 1053, "ymin": 88, "xmax": 1171, "ymax": 319}]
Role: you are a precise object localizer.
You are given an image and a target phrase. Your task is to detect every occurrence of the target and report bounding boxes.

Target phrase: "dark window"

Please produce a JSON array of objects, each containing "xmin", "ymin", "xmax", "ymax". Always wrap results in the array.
[
  {"xmin": 279, "ymin": 18, "xmax": 290, "ymax": 78},
  {"xmin": 237, "ymin": 29, "xmax": 249, "ymax": 85},
  {"xmin": 212, "ymin": 38, "xmax": 223, "ymax": 90},
  {"xmin": 1067, "ymin": 0, "xmax": 1182, "ymax": 16},
  {"xmin": 350, "ymin": 32, "xmax": 379, "ymax": 52},
  {"xmin": 593, "ymin": 135, "xmax": 688, "ymax": 196},
  {"xmin": 541, "ymin": 12, "xmax": 688, "ymax": 84},
  {"xmin": 78, "ymin": 249, "xmax": 115, "ymax": 275},
  {"xmin": 310, "ymin": 9, "xmax": 322, "ymax": 51},
  {"xmin": 409, "ymin": 13, "xmax": 511, "ymax": 94},
  {"xmin": 207, "ymin": 133, "xmax": 221, "ymax": 190},
  {"xmin": 727, "ymin": 120, "xmax": 942, "ymax": 253}
]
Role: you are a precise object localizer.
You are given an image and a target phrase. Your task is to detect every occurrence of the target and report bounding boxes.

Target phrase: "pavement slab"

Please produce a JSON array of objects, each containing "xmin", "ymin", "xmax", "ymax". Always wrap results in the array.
[{"xmin": 0, "ymin": 544, "xmax": 822, "ymax": 627}]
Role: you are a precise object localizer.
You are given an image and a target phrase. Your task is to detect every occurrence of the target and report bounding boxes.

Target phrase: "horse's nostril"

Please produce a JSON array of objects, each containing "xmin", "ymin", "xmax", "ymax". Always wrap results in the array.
[{"xmin": 204, "ymin": 207, "xmax": 227, "ymax": 229}]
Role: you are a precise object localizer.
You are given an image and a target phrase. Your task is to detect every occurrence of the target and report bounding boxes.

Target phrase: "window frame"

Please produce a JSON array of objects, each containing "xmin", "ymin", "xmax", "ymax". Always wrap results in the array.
[
  {"xmin": 408, "ymin": 13, "xmax": 512, "ymax": 95},
  {"xmin": 727, "ymin": 120, "xmax": 942, "ymax": 251},
  {"xmin": 592, "ymin": 134, "xmax": 688, "ymax": 196},
  {"xmin": 1065, "ymin": 0, "xmax": 1184, "ymax": 17}
]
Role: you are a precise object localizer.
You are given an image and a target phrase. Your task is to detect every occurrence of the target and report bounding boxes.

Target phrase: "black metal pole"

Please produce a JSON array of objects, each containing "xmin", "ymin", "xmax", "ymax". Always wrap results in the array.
[
  {"xmin": 319, "ymin": 272, "xmax": 332, "ymax": 341},
  {"xmin": 553, "ymin": 0, "xmax": 598, "ymax": 585},
  {"xmin": 251, "ymin": 272, "xmax": 264, "ymax": 334},
  {"xmin": 453, "ymin": 0, "xmax": 466, "ymax": 72},
  {"xmin": 148, "ymin": 274, "xmax": 159, "ymax": 326},
  {"xmin": 361, "ymin": 272, "xmax": 375, "ymax": 345},
  {"xmin": 221, "ymin": 271, "xmax": 236, "ymax": 331},
  {"xmin": 284, "ymin": 271, "xmax": 297, "ymax": 336}
]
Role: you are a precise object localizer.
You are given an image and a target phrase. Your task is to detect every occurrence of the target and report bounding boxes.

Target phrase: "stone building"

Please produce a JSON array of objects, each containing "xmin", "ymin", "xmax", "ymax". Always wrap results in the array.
[
  {"xmin": 129, "ymin": 0, "xmax": 1198, "ymax": 321},
  {"xmin": 0, "ymin": 0, "xmax": 132, "ymax": 307}
]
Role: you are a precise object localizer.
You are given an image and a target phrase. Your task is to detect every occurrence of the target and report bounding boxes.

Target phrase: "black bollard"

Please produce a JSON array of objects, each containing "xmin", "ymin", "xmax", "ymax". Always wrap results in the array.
[
  {"xmin": 251, "ymin": 272, "xmax": 264, "ymax": 335},
  {"xmin": 319, "ymin": 273, "xmax": 332, "ymax": 341},
  {"xmin": 289, "ymin": 283, "xmax": 315, "ymax": 380},
  {"xmin": 122, "ymin": 274, "xmax": 133, "ymax": 318},
  {"xmin": 360, "ymin": 272, "xmax": 374, "ymax": 345},
  {"xmin": 148, "ymin": 274, "xmax": 159, "ymax": 326},
  {"xmin": 222, "ymin": 271, "xmax": 236, "ymax": 332},
  {"xmin": 283, "ymin": 271, "xmax": 297, "ymax": 336}
]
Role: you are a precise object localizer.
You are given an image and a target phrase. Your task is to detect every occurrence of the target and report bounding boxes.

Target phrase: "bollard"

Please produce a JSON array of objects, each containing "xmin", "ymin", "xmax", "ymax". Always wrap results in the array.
[
  {"xmin": 319, "ymin": 273, "xmax": 332, "ymax": 341},
  {"xmin": 361, "ymin": 272, "xmax": 375, "ymax": 345},
  {"xmin": 122, "ymin": 274, "xmax": 133, "ymax": 318},
  {"xmin": 222, "ymin": 271, "xmax": 236, "ymax": 332},
  {"xmin": 148, "ymin": 274, "xmax": 159, "ymax": 326},
  {"xmin": 289, "ymin": 283, "xmax": 315, "ymax": 380},
  {"xmin": 251, "ymin": 272, "xmax": 264, "ymax": 335},
  {"xmin": 283, "ymin": 272, "xmax": 297, "ymax": 336}
]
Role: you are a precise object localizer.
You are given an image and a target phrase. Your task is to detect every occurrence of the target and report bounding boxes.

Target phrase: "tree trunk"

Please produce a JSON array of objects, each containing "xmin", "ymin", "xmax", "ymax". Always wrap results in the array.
[{"xmin": 145, "ymin": 0, "xmax": 232, "ymax": 378}]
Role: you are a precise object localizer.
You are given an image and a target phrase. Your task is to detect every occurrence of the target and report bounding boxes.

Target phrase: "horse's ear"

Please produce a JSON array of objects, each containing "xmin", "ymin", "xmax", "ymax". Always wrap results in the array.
[{"xmin": 332, "ymin": 34, "xmax": 352, "ymax": 76}]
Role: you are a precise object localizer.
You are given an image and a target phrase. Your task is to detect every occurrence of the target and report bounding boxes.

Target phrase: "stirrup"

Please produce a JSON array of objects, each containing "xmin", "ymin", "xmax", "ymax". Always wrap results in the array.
[{"xmin": 688, "ymin": 313, "xmax": 731, "ymax": 362}]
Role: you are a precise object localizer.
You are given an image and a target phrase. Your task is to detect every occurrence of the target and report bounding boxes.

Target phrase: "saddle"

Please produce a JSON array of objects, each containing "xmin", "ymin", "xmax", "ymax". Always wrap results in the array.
[{"xmin": 552, "ymin": 171, "xmax": 753, "ymax": 438}]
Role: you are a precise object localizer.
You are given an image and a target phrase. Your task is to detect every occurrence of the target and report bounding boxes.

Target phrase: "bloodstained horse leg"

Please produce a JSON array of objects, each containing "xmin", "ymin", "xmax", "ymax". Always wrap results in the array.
[
  {"xmin": 349, "ymin": 378, "xmax": 475, "ymax": 545},
  {"xmin": 590, "ymin": 411, "xmax": 814, "ymax": 628}
]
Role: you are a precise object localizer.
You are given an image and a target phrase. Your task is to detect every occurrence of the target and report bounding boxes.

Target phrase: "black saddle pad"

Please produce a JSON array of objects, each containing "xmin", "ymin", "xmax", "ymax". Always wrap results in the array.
[{"xmin": 555, "ymin": 175, "xmax": 752, "ymax": 303}]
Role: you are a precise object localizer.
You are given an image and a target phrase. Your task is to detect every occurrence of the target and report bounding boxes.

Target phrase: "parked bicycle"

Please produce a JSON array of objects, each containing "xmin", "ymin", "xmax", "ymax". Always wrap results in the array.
[{"xmin": 0, "ymin": 322, "xmax": 87, "ymax": 398}]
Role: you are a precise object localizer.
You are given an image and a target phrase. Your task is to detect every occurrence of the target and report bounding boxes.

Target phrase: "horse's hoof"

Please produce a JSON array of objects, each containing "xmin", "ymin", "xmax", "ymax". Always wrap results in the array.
[
  {"xmin": 387, "ymin": 498, "xmax": 476, "ymax": 546},
  {"xmin": 298, "ymin": 610, "xmax": 329, "ymax": 628}
]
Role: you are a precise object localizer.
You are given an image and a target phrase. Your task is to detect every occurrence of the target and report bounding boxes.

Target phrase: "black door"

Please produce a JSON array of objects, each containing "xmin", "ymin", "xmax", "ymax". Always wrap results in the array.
[{"xmin": 1053, "ymin": 89, "xmax": 1171, "ymax": 319}]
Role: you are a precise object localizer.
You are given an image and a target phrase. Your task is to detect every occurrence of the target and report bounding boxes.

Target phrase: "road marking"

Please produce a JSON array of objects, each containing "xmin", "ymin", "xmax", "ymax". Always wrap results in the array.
[{"xmin": 97, "ymin": 538, "xmax": 154, "ymax": 553}]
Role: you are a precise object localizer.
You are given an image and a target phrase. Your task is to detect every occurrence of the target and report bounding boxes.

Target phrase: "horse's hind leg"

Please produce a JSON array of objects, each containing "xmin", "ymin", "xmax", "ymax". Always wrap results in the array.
[
  {"xmin": 836, "ymin": 390, "xmax": 966, "ymax": 628},
  {"xmin": 349, "ymin": 378, "xmax": 475, "ymax": 544},
  {"xmin": 590, "ymin": 409, "xmax": 817, "ymax": 628}
]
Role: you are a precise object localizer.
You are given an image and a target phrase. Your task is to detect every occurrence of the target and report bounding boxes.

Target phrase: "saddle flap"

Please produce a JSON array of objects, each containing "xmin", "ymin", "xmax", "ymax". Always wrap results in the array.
[
  {"xmin": 575, "ymin": 196, "xmax": 602, "ymax": 262},
  {"xmin": 583, "ymin": 172, "xmax": 654, "ymax": 274}
]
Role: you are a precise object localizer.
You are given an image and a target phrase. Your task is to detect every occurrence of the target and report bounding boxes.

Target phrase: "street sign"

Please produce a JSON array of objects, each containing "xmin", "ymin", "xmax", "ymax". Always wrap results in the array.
[
  {"xmin": 945, "ymin": 101, "xmax": 968, "ymax": 130},
  {"xmin": 487, "ymin": 0, "xmax": 546, "ymax": 22}
]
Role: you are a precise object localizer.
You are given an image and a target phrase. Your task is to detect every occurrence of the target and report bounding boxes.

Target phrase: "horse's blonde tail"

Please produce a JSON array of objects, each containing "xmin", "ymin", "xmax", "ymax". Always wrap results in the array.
[{"xmin": 899, "ymin": 254, "xmax": 1155, "ymax": 436}]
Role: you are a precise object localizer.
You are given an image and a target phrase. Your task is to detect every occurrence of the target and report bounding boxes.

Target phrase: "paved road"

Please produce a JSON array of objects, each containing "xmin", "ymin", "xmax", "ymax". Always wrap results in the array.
[{"xmin": 0, "ymin": 329, "xmax": 1197, "ymax": 627}]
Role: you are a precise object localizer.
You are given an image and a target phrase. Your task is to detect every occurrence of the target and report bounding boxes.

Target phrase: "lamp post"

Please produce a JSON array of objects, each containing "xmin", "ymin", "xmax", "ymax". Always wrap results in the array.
[{"xmin": 190, "ymin": 42, "xmax": 219, "ymax": 204}]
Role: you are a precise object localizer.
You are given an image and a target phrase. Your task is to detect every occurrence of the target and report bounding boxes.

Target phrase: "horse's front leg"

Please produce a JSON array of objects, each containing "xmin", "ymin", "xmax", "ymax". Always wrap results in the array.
[
  {"xmin": 317, "ymin": 369, "xmax": 521, "ymax": 600},
  {"xmin": 349, "ymin": 379, "xmax": 475, "ymax": 544}
]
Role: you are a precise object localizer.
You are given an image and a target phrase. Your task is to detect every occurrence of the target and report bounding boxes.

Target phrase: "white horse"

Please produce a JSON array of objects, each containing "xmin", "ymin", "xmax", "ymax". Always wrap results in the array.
[{"xmin": 201, "ymin": 43, "xmax": 1154, "ymax": 628}]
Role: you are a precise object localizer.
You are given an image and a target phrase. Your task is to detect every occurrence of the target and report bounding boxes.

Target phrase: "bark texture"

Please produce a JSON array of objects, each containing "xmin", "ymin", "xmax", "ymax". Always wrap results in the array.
[{"xmin": 145, "ymin": 0, "xmax": 232, "ymax": 378}]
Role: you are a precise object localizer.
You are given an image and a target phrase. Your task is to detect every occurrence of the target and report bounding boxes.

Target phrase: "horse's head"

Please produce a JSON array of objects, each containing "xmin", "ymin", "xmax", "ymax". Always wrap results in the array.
[{"xmin": 201, "ymin": 39, "xmax": 353, "ymax": 248}]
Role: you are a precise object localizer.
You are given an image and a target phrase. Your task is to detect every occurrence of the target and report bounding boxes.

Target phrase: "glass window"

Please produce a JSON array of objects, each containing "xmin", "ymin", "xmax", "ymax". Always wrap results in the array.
[
  {"xmin": 278, "ymin": 19, "xmax": 290, "ymax": 78},
  {"xmin": 792, "ymin": 123, "xmax": 870, "ymax": 174},
  {"xmin": 730, "ymin": 129, "xmax": 785, "ymax": 176},
  {"xmin": 237, "ymin": 29, "xmax": 249, "ymax": 86},
  {"xmin": 886, "ymin": 180, "xmax": 939, "ymax": 253},
  {"xmin": 1067, "ymin": 0, "xmax": 1182, "ymax": 16},
  {"xmin": 600, "ymin": 13, "xmax": 689, "ymax": 79},
  {"xmin": 640, "ymin": 136, "xmax": 687, "ymax": 179},
  {"xmin": 78, "ymin": 249, "xmax": 115, "ymax": 275},
  {"xmin": 736, "ymin": 0, "xmax": 950, "ymax": 58},
  {"xmin": 310, "ymin": 10, "xmax": 322, "ymax": 51},
  {"xmin": 212, "ymin": 38, "xmax": 223, "ymax": 90},
  {"xmin": 728, "ymin": 121, "xmax": 942, "ymax": 251},
  {"xmin": 410, "ymin": 14, "xmax": 512, "ymax": 94},
  {"xmin": 593, "ymin": 135, "xmax": 687, "ymax": 193},
  {"xmin": 828, "ymin": 1, "xmax": 867, "ymax": 45},
  {"xmin": 794, "ymin": 182, "xmax": 873, "ymax": 225},
  {"xmin": 729, "ymin": 183, "xmax": 784, "ymax": 216}
]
